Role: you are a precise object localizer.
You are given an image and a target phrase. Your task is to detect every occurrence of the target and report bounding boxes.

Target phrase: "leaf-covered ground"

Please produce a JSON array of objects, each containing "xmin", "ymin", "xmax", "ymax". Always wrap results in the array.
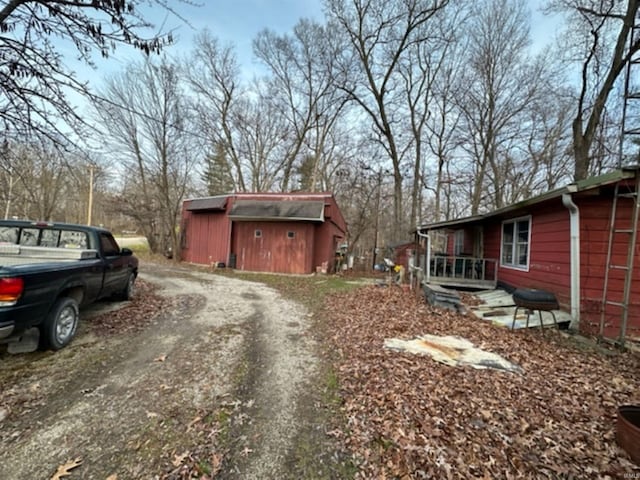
[{"xmin": 325, "ymin": 285, "xmax": 640, "ymax": 479}]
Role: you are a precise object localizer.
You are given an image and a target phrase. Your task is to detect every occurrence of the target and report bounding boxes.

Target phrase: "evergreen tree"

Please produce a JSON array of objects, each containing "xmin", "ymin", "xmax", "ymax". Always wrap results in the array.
[{"xmin": 202, "ymin": 142, "xmax": 235, "ymax": 195}]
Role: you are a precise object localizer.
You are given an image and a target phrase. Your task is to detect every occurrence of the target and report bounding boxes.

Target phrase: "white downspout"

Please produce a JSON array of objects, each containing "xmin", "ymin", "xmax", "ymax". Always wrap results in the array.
[
  {"xmin": 562, "ymin": 192, "xmax": 580, "ymax": 329},
  {"xmin": 416, "ymin": 229, "xmax": 430, "ymax": 284}
]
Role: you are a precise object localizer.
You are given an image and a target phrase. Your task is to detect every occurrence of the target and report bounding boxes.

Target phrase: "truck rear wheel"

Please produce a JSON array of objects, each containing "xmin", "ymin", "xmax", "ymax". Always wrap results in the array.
[{"xmin": 39, "ymin": 297, "xmax": 79, "ymax": 350}]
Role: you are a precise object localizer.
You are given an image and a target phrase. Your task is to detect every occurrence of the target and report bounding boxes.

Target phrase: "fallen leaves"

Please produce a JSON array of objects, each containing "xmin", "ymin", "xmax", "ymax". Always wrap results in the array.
[
  {"xmin": 325, "ymin": 285, "xmax": 640, "ymax": 479},
  {"xmin": 172, "ymin": 452, "xmax": 188, "ymax": 467},
  {"xmin": 88, "ymin": 280, "xmax": 173, "ymax": 336},
  {"xmin": 187, "ymin": 415, "xmax": 202, "ymax": 431},
  {"xmin": 50, "ymin": 458, "xmax": 82, "ymax": 480}
]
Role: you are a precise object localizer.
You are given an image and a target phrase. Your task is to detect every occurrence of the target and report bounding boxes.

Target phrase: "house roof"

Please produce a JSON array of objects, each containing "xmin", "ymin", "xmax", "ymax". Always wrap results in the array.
[
  {"xmin": 418, "ymin": 167, "xmax": 640, "ymax": 232},
  {"xmin": 228, "ymin": 200, "xmax": 325, "ymax": 222},
  {"xmin": 186, "ymin": 196, "xmax": 228, "ymax": 211}
]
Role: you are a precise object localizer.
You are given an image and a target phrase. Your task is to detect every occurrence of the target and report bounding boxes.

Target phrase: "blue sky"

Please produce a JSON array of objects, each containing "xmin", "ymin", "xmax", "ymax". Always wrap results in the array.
[
  {"xmin": 174, "ymin": 0, "xmax": 325, "ymax": 76},
  {"xmin": 86, "ymin": 0, "xmax": 559, "ymax": 79},
  {"xmin": 66, "ymin": 0, "xmax": 561, "ymax": 116}
]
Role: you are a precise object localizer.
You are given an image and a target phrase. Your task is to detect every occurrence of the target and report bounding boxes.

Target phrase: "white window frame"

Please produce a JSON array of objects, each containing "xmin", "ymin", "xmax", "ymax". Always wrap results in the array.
[{"xmin": 500, "ymin": 216, "xmax": 531, "ymax": 271}]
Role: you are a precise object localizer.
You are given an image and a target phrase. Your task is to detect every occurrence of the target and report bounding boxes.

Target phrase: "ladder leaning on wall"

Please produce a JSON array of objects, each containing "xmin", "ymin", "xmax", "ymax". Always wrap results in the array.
[
  {"xmin": 599, "ymin": 173, "xmax": 640, "ymax": 346},
  {"xmin": 599, "ymin": 20, "xmax": 640, "ymax": 346}
]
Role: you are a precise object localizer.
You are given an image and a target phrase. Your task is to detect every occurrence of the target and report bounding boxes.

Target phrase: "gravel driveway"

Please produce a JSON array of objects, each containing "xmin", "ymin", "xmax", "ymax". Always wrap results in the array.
[{"xmin": 0, "ymin": 263, "xmax": 330, "ymax": 479}]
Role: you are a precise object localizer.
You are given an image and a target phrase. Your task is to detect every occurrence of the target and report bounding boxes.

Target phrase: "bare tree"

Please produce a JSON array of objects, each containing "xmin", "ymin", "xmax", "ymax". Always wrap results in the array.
[
  {"xmin": 254, "ymin": 19, "xmax": 349, "ymax": 192},
  {"xmin": 185, "ymin": 31, "xmax": 247, "ymax": 192},
  {"xmin": 326, "ymin": 0, "xmax": 450, "ymax": 239},
  {"xmin": 548, "ymin": 0, "xmax": 640, "ymax": 180},
  {"xmin": 458, "ymin": 0, "xmax": 549, "ymax": 213},
  {"xmin": 0, "ymin": 140, "xmax": 76, "ymax": 220},
  {"xmin": 397, "ymin": 4, "xmax": 467, "ymax": 224},
  {"xmin": 424, "ymin": 50, "xmax": 465, "ymax": 221},
  {"xmin": 234, "ymin": 89, "xmax": 294, "ymax": 191},
  {"xmin": 0, "ymin": 0, "xmax": 184, "ymax": 147},
  {"xmin": 397, "ymin": 15, "xmax": 456, "ymax": 227},
  {"xmin": 94, "ymin": 57, "xmax": 198, "ymax": 256},
  {"xmin": 523, "ymin": 88, "xmax": 575, "ymax": 193}
]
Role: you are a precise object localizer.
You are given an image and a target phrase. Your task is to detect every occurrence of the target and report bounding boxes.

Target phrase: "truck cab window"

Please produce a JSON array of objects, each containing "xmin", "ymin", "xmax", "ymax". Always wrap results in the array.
[
  {"xmin": 0, "ymin": 227, "xmax": 18, "ymax": 244},
  {"xmin": 19, "ymin": 228, "xmax": 39, "ymax": 246},
  {"xmin": 100, "ymin": 233, "xmax": 120, "ymax": 256},
  {"xmin": 59, "ymin": 231, "xmax": 88, "ymax": 249},
  {"xmin": 40, "ymin": 229, "xmax": 61, "ymax": 247}
]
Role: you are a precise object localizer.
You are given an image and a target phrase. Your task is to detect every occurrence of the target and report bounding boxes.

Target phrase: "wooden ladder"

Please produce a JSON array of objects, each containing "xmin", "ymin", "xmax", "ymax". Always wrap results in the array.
[{"xmin": 599, "ymin": 173, "xmax": 640, "ymax": 346}]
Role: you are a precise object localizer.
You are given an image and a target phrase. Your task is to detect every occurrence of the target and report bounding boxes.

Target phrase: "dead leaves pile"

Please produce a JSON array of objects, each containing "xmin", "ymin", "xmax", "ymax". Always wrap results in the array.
[
  {"xmin": 89, "ymin": 280, "xmax": 173, "ymax": 336},
  {"xmin": 325, "ymin": 286, "xmax": 640, "ymax": 479}
]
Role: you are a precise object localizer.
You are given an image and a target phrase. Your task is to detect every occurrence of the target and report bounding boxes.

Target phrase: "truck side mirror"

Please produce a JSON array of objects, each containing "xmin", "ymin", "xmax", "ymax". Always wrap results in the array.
[{"xmin": 120, "ymin": 247, "xmax": 133, "ymax": 256}]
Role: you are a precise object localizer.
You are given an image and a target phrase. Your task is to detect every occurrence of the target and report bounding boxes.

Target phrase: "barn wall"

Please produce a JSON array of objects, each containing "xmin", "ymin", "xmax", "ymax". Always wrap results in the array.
[
  {"xmin": 312, "ymin": 197, "xmax": 347, "ymax": 273},
  {"xmin": 313, "ymin": 223, "xmax": 336, "ymax": 273},
  {"xmin": 182, "ymin": 193, "xmax": 347, "ymax": 276},
  {"xmin": 232, "ymin": 221, "xmax": 314, "ymax": 274},
  {"xmin": 181, "ymin": 208, "xmax": 231, "ymax": 266}
]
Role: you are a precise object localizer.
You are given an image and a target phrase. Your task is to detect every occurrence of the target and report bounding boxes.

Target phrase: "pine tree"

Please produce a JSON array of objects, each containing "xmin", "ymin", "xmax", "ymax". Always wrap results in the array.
[{"xmin": 202, "ymin": 142, "xmax": 235, "ymax": 195}]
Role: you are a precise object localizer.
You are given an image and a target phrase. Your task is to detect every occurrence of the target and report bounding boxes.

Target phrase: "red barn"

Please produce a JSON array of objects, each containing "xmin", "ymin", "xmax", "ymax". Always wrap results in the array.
[
  {"xmin": 416, "ymin": 167, "xmax": 640, "ymax": 345},
  {"xmin": 180, "ymin": 193, "xmax": 347, "ymax": 275}
]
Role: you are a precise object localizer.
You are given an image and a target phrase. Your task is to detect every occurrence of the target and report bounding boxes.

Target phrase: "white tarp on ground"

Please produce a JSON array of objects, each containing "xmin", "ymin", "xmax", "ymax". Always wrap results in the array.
[{"xmin": 384, "ymin": 334, "xmax": 523, "ymax": 374}]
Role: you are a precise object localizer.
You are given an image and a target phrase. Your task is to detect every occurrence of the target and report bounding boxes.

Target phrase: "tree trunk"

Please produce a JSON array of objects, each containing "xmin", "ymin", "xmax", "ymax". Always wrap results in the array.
[{"xmin": 572, "ymin": 118, "xmax": 590, "ymax": 181}]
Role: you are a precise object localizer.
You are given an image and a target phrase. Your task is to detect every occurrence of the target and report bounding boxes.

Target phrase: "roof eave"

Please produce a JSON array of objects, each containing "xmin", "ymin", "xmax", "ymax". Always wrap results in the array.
[{"xmin": 417, "ymin": 168, "xmax": 638, "ymax": 232}]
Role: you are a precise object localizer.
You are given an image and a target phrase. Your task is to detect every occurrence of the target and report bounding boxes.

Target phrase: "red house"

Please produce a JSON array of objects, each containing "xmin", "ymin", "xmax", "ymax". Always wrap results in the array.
[
  {"xmin": 416, "ymin": 167, "xmax": 640, "ymax": 345},
  {"xmin": 180, "ymin": 193, "xmax": 348, "ymax": 275}
]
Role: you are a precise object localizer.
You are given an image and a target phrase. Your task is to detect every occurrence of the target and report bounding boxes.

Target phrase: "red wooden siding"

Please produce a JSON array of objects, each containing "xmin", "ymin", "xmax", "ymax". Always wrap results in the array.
[
  {"xmin": 482, "ymin": 203, "xmax": 572, "ymax": 311},
  {"xmin": 181, "ymin": 193, "xmax": 346, "ymax": 275},
  {"xmin": 578, "ymin": 194, "xmax": 640, "ymax": 340},
  {"xmin": 472, "ymin": 192, "xmax": 639, "ymax": 341},
  {"xmin": 181, "ymin": 209, "xmax": 231, "ymax": 265},
  {"xmin": 432, "ymin": 175, "xmax": 640, "ymax": 342},
  {"xmin": 314, "ymin": 212, "xmax": 346, "ymax": 272},
  {"xmin": 232, "ymin": 221, "xmax": 314, "ymax": 274}
]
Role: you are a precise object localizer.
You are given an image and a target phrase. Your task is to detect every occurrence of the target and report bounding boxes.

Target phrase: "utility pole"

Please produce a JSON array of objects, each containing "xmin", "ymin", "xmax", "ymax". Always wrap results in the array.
[
  {"xmin": 87, "ymin": 165, "xmax": 94, "ymax": 225},
  {"xmin": 4, "ymin": 174, "xmax": 13, "ymax": 219}
]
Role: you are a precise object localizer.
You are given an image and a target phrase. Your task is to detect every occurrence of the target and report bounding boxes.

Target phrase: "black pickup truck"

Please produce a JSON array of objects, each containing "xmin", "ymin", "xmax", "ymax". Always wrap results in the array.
[{"xmin": 0, "ymin": 220, "xmax": 138, "ymax": 352}]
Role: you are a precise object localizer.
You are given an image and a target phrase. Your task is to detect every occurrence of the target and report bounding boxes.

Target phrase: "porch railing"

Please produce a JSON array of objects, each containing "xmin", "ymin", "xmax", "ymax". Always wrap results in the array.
[{"xmin": 426, "ymin": 255, "xmax": 498, "ymax": 288}]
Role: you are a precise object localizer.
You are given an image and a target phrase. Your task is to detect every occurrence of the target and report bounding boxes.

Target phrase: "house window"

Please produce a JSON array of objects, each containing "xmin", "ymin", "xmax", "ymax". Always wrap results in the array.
[
  {"xmin": 254, "ymin": 229, "xmax": 262, "ymax": 238},
  {"xmin": 454, "ymin": 230, "xmax": 464, "ymax": 256},
  {"xmin": 287, "ymin": 231, "xmax": 295, "ymax": 239},
  {"xmin": 501, "ymin": 217, "xmax": 531, "ymax": 270}
]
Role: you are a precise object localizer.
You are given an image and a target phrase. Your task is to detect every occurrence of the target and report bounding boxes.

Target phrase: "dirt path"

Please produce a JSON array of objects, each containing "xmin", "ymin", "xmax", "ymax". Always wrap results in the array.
[{"xmin": 0, "ymin": 263, "xmax": 328, "ymax": 479}]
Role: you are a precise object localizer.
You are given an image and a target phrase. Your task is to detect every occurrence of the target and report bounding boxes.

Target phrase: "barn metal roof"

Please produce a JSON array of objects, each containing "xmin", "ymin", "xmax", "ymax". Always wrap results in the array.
[
  {"xmin": 228, "ymin": 200, "xmax": 325, "ymax": 222},
  {"xmin": 186, "ymin": 196, "xmax": 228, "ymax": 211}
]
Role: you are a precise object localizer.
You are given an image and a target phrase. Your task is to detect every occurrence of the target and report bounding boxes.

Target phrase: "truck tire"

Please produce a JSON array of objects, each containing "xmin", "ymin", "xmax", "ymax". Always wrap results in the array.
[
  {"xmin": 39, "ymin": 297, "xmax": 79, "ymax": 351},
  {"xmin": 119, "ymin": 272, "xmax": 136, "ymax": 301}
]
